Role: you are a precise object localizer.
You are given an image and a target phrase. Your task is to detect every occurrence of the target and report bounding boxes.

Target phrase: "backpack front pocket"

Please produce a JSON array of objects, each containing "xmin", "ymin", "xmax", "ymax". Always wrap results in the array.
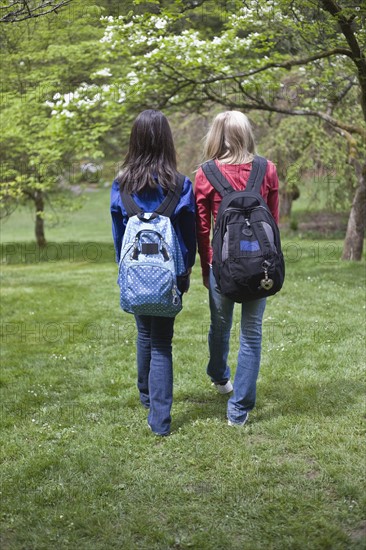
[
  {"xmin": 227, "ymin": 222, "xmax": 263, "ymax": 258},
  {"xmin": 121, "ymin": 264, "xmax": 181, "ymax": 316}
]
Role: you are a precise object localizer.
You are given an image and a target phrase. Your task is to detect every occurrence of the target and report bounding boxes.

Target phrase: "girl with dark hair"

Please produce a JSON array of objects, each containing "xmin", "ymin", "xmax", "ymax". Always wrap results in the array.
[{"xmin": 111, "ymin": 110, "xmax": 196, "ymax": 436}]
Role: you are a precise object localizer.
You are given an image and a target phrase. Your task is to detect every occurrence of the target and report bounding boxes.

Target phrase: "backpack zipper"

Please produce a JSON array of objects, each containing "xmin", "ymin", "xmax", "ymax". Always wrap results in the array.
[{"xmin": 172, "ymin": 285, "xmax": 180, "ymax": 305}]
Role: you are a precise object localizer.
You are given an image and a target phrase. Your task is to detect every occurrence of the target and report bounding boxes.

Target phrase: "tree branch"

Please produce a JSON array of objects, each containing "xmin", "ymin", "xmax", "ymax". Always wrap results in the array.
[
  {"xmin": 265, "ymin": 106, "xmax": 366, "ymax": 138},
  {"xmin": 320, "ymin": 0, "xmax": 366, "ymax": 121},
  {"xmin": 0, "ymin": 0, "xmax": 74, "ymax": 23},
  {"xmin": 326, "ymin": 78, "xmax": 357, "ymax": 116},
  {"xmin": 195, "ymin": 83, "xmax": 366, "ymax": 138},
  {"xmin": 192, "ymin": 48, "xmax": 354, "ymax": 86},
  {"xmin": 0, "ymin": 1, "xmax": 20, "ymax": 9}
]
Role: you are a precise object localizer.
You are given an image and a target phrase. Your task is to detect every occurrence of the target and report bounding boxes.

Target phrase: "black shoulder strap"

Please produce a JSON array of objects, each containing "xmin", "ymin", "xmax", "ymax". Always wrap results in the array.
[
  {"xmin": 245, "ymin": 156, "xmax": 268, "ymax": 193},
  {"xmin": 201, "ymin": 160, "xmax": 233, "ymax": 197},
  {"xmin": 120, "ymin": 190, "xmax": 140, "ymax": 218},
  {"xmin": 121, "ymin": 173, "xmax": 185, "ymax": 219},
  {"xmin": 201, "ymin": 156, "xmax": 268, "ymax": 197},
  {"xmin": 155, "ymin": 173, "xmax": 185, "ymax": 218}
]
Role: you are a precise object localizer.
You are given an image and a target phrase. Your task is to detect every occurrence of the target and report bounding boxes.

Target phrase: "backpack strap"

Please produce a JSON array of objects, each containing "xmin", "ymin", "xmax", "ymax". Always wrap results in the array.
[
  {"xmin": 120, "ymin": 190, "xmax": 141, "ymax": 218},
  {"xmin": 201, "ymin": 160, "xmax": 233, "ymax": 197},
  {"xmin": 202, "ymin": 156, "xmax": 268, "ymax": 197},
  {"xmin": 154, "ymin": 173, "xmax": 185, "ymax": 218},
  {"xmin": 245, "ymin": 156, "xmax": 268, "ymax": 194},
  {"xmin": 120, "ymin": 173, "xmax": 185, "ymax": 219}
]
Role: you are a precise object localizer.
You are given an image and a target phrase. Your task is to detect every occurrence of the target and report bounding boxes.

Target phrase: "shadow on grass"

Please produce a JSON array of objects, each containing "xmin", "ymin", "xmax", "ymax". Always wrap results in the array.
[
  {"xmin": 169, "ymin": 376, "xmax": 365, "ymax": 430},
  {"xmin": 257, "ymin": 377, "xmax": 365, "ymax": 421},
  {"xmin": 172, "ymin": 391, "xmax": 231, "ymax": 429},
  {"xmin": 1, "ymin": 241, "xmax": 115, "ymax": 264}
]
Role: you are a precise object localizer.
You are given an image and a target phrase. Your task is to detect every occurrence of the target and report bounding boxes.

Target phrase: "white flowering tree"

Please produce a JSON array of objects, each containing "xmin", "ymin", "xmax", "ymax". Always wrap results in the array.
[{"xmin": 56, "ymin": 0, "xmax": 365, "ymax": 259}]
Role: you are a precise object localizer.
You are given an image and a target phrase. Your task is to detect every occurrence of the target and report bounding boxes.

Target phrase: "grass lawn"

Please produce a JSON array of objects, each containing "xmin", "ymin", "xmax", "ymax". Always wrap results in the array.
[{"xmin": 1, "ymin": 189, "xmax": 365, "ymax": 549}]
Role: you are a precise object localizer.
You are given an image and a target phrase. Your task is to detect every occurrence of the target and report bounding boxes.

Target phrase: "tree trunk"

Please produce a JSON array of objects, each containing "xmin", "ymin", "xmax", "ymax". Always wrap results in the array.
[
  {"xmin": 279, "ymin": 189, "xmax": 293, "ymax": 218},
  {"xmin": 342, "ymin": 161, "xmax": 366, "ymax": 261},
  {"xmin": 34, "ymin": 191, "xmax": 47, "ymax": 248},
  {"xmin": 279, "ymin": 183, "xmax": 300, "ymax": 219}
]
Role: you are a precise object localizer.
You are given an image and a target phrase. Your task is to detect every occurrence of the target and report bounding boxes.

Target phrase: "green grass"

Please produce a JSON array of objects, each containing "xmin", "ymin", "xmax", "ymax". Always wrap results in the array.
[
  {"xmin": 1, "ymin": 194, "xmax": 365, "ymax": 549},
  {"xmin": 0, "ymin": 188, "xmax": 112, "ymax": 243}
]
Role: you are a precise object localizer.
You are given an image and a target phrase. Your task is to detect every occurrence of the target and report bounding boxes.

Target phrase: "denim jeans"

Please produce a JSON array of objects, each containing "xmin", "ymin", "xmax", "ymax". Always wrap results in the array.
[
  {"xmin": 208, "ymin": 268, "xmax": 266, "ymax": 424},
  {"xmin": 134, "ymin": 315, "xmax": 175, "ymax": 435}
]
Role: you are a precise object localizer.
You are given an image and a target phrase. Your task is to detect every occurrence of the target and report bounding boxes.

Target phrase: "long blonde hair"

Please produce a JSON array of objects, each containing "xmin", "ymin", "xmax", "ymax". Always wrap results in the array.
[{"xmin": 203, "ymin": 111, "xmax": 256, "ymax": 164}]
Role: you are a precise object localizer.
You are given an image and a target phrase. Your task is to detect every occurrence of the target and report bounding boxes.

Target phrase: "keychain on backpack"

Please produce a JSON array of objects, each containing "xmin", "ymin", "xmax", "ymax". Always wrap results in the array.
[{"xmin": 260, "ymin": 260, "xmax": 274, "ymax": 290}]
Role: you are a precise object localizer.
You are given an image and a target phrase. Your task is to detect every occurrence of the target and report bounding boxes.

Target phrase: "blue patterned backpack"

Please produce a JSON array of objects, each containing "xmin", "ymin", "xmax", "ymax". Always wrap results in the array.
[{"xmin": 118, "ymin": 174, "xmax": 186, "ymax": 317}]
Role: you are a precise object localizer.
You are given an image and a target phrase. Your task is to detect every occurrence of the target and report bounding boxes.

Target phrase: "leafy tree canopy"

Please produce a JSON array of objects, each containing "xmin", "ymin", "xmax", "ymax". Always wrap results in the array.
[
  {"xmin": 1, "ymin": 0, "xmax": 365, "ymax": 257},
  {"xmin": 0, "ymin": 0, "xmax": 106, "ymax": 241},
  {"xmin": 53, "ymin": 1, "xmax": 365, "ymax": 134},
  {"xmin": 52, "ymin": 0, "xmax": 364, "ymax": 258}
]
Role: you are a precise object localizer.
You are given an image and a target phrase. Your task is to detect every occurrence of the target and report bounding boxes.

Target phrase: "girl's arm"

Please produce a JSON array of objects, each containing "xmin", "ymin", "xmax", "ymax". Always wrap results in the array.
[
  {"xmin": 110, "ymin": 180, "xmax": 128, "ymax": 263},
  {"xmin": 194, "ymin": 168, "xmax": 213, "ymax": 284}
]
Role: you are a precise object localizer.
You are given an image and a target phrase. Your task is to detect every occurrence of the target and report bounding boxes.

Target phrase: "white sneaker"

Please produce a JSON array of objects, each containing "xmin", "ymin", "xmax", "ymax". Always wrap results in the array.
[
  {"xmin": 214, "ymin": 380, "xmax": 233, "ymax": 394},
  {"xmin": 228, "ymin": 414, "xmax": 249, "ymax": 427}
]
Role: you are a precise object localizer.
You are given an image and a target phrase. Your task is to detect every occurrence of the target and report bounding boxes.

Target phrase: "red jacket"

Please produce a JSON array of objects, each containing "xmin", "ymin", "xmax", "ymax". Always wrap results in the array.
[{"xmin": 195, "ymin": 159, "xmax": 279, "ymax": 277}]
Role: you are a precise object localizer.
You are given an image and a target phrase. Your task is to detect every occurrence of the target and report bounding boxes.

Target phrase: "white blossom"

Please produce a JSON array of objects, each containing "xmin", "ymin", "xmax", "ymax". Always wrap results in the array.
[
  {"xmin": 127, "ymin": 71, "xmax": 139, "ymax": 85},
  {"xmin": 61, "ymin": 110, "xmax": 74, "ymax": 118},
  {"xmin": 100, "ymin": 25, "xmax": 115, "ymax": 43},
  {"xmin": 94, "ymin": 68, "xmax": 112, "ymax": 77},
  {"xmin": 118, "ymin": 91, "xmax": 126, "ymax": 104},
  {"xmin": 154, "ymin": 18, "xmax": 167, "ymax": 29}
]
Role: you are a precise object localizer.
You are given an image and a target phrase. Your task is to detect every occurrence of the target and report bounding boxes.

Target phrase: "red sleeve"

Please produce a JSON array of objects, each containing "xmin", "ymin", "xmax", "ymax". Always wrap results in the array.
[
  {"xmin": 194, "ymin": 167, "xmax": 214, "ymax": 277},
  {"xmin": 265, "ymin": 161, "xmax": 280, "ymax": 224}
]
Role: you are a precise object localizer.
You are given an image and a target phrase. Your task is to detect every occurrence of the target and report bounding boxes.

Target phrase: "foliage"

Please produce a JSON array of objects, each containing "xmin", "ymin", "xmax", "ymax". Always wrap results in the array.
[
  {"xmin": 58, "ymin": 1, "xmax": 365, "ymax": 128},
  {"xmin": 51, "ymin": 1, "xmax": 364, "ymax": 218},
  {"xmin": 1, "ymin": 0, "xmax": 365, "ymax": 252},
  {"xmin": 0, "ymin": 0, "xmax": 105, "ymax": 235},
  {"xmin": 255, "ymin": 114, "xmax": 357, "ymax": 212}
]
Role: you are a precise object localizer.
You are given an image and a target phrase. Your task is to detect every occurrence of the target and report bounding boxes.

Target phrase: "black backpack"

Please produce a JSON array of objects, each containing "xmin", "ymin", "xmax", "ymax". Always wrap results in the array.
[{"xmin": 201, "ymin": 156, "xmax": 285, "ymax": 302}]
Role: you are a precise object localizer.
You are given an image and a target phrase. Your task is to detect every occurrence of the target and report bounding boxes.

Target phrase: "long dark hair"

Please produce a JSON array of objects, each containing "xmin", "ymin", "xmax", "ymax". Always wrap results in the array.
[{"xmin": 118, "ymin": 109, "xmax": 178, "ymax": 194}]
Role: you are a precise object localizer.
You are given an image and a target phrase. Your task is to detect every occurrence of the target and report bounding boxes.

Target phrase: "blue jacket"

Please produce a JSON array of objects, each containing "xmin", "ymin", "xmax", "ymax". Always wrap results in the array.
[{"xmin": 110, "ymin": 176, "xmax": 196, "ymax": 271}]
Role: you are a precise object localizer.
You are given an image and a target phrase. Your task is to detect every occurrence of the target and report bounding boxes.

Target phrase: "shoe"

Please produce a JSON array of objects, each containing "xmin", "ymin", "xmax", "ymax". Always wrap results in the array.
[
  {"xmin": 228, "ymin": 413, "xmax": 249, "ymax": 427},
  {"xmin": 213, "ymin": 380, "xmax": 233, "ymax": 394}
]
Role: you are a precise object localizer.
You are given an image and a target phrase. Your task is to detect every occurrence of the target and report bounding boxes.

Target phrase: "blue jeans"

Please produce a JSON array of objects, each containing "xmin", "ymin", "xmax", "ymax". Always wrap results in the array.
[
  {"xmin": 134, "ymin": 315, "xmax": 175, "ymax": 435},
  {"xmin": 208, "ymin": 269, "xmax": 266, "ymax": 424}
]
